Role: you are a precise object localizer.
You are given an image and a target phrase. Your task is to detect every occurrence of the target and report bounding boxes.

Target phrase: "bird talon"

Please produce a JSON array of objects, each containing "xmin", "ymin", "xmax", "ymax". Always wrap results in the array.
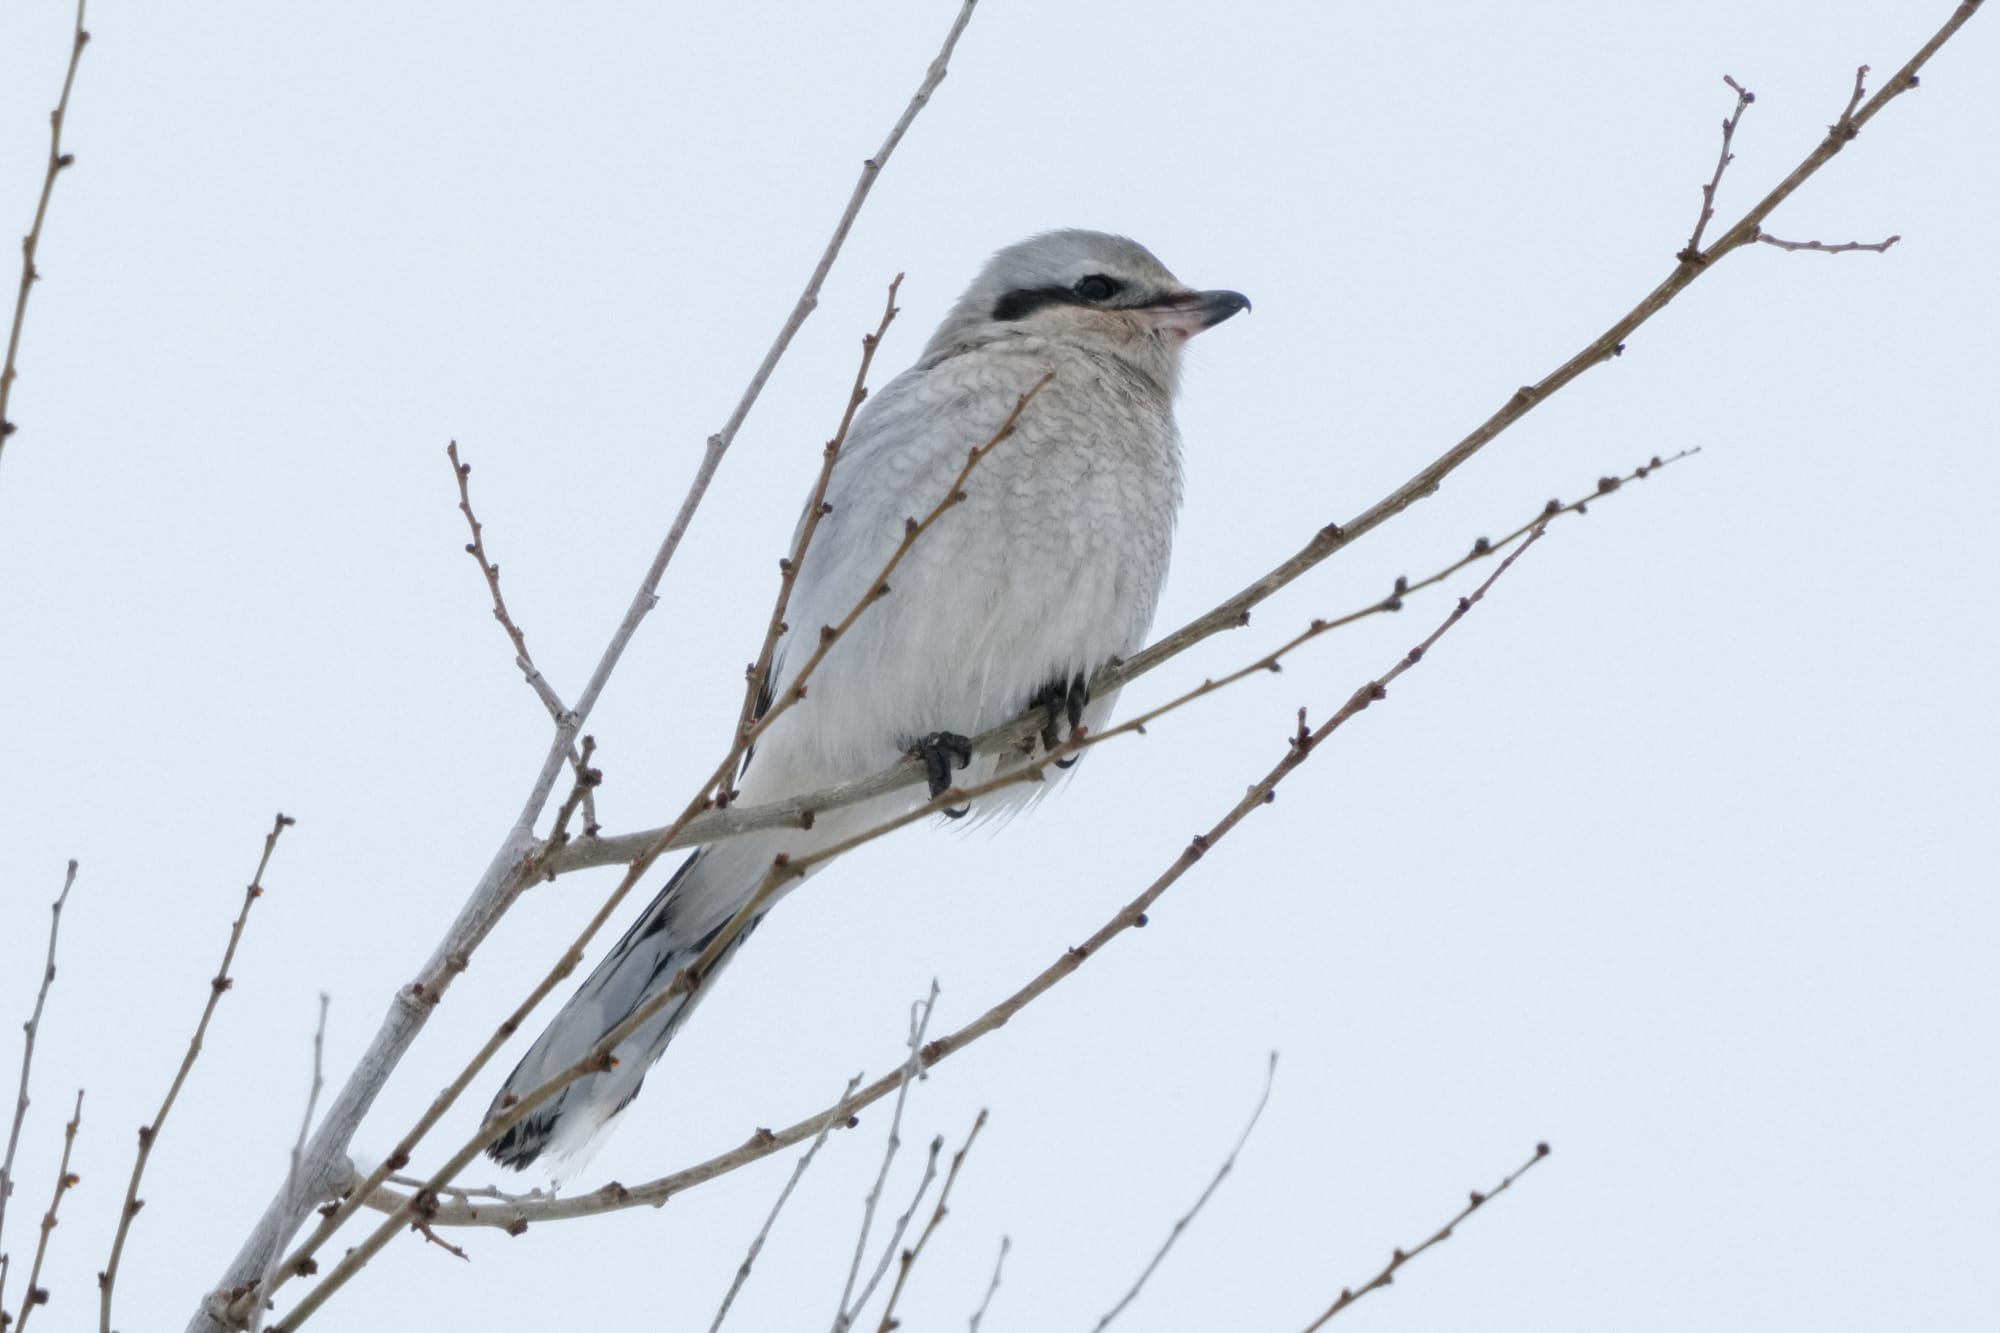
[
  {"xmin": 1029, "ymin": 672, "xmax": 1092, "ymax": 757},
  {"xmin": 911, "ymin": 731, "xmax": 974, "ymax": 800}
]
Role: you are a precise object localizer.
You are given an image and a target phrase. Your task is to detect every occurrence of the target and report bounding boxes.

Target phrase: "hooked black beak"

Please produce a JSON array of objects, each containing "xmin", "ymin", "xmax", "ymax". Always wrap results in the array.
[{"xmin": 1143, "ymin": 288, "xmax": 1252, "ymax": 337}]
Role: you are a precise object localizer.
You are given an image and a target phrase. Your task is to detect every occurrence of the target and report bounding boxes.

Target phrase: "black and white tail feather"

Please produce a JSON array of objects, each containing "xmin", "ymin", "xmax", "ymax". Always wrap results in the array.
[{"xmin": 483, "ymin": 230, "xmax": 1248, "ymax": 1173}]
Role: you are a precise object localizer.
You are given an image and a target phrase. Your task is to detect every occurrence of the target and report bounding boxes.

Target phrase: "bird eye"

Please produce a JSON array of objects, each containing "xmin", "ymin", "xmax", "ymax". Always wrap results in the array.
[{"xmin": 1073, "ymin": 274, "xmax": 1122, "ymax": 303}]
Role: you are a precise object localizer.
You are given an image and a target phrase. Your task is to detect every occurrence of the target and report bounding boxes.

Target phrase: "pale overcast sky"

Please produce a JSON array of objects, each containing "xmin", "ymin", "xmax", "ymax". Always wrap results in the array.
[{"xmin": 1, "ymin": 2, "xmax": 1995, "ymax": 1331}]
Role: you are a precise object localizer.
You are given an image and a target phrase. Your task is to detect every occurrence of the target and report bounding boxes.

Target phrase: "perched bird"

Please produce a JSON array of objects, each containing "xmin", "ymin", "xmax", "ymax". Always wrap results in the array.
[{"xmin": 486, "ymin": 230, "xmax": 1248, "ymax": 1171}]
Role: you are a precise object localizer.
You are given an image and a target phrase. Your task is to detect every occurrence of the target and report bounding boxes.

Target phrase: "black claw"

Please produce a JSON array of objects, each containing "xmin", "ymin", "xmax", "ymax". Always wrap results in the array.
[
  {"xmin": 911, "ymin": 731, "xmax": 973, "ymax": 801},
  {"xmin": 942, "ymin": 803, "xmax": 971, "ymax": 819},
  {"xmin": 1029, "ymin": 672, "xmax": 1091, "ymax": 756}
]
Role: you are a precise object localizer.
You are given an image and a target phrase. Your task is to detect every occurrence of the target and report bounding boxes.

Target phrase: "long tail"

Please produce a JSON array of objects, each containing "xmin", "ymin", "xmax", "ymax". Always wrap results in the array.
[{"xmin": 483, "ymin": 844, "xmax": 763, "ymax": 1171}]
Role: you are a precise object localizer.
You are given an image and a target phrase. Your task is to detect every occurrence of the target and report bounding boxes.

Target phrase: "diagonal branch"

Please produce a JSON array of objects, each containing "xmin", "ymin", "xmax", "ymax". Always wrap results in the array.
[
  {"xmin": 545, "ymin": 448, "xmax": 1698, "ymax": 870},
  {"xmin": 834, "ymin": 986, "xmax": 940, "ymax": 1332},
  {"xmin": 11, "ymin": 1090, "xmax": 81, "ymax": 1333},
  {"xmin": 246, "ymin": 995, "xmax": 330, "ymax": 1333},
  {"xmin": 106, "ymin": 814, "xmax": 293, "ymax": 1333},
  {"xmin": 730, "ymin": 276, "xmax": 904, "ymax": 789},
  {"xmin": 0, "ymin": 859, "xmax": 76, "ymax": 1314},
  {"xmin": 874, "ymin": 1107, "xmax": 986, "ymax": 1333},
  {"xmin": 1298, "ymin": 1142, "xmax": 1553, "ymax": 1331},
  {"xmin": 1092, "ymin": 1052, "xmax": 1277, "ymax": 1331},
  {"xmin": 708, "ymin": 1073, "xmax": 863, "ymax": 1333},
  {"xmin": 0, "ymin": 0, "xmax": 90, "ymax": 471},
  {"xmin": 446, "ymin": 439, "xmax": 568, "ymax": 722}
]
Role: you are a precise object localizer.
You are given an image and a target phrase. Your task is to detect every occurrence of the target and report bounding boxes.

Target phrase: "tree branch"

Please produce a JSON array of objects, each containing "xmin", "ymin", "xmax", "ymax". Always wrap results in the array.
[
  {"xmin": 543, "ymin": 448, "xmax": 1697, "ymax": 871},
  {"xmin": 1297, "ymin": 1142, "xmax": 1553, "ymax": 1331},
  {"xmin": 874, "ymin": 1107, "xmax": 986, "ymax": 1333},
  {"xmin": 708, "ymin": 1073, "xmax": 863, "ymax": 1333},
  {"xmin": 1092, "ymin": 1052, "xmax": 1277, "ymax": 1331},
  {"xmin": 10, "ymin": 1090, "xmax": 80, "ymax": 1333},
  {"xmin": 0, "ymin": 859, "xmax": 76, "ymax": 1317},
  {"xmin": 0, "ymin": 0, "xmax": 90, "ymax": 471},
  {"xmin": 108, "ymin": 814, "xmax": 293, "ymax": 1333}
]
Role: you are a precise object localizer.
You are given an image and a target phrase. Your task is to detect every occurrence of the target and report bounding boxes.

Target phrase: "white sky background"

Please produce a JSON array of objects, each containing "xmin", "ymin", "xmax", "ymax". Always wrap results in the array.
[{"xmin": 1, "ymin": 1, "xmax": 1995, "ymax": 1329}]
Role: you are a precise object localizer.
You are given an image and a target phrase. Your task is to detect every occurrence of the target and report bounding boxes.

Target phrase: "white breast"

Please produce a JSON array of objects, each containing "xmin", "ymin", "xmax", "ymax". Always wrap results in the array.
[{"xmin": 747, "ymin": 335, "xmax": 1183, "ymax": 809}]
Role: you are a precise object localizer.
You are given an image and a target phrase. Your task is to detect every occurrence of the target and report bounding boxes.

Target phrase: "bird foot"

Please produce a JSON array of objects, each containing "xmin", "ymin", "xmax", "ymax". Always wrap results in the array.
[
  {"xmin": 1029, "ymin": 673, "xmax": 1089, "ymax": 765},
  {"xmin": 911, "ymin": 731, "xmax": 973, "ymax": 817}
]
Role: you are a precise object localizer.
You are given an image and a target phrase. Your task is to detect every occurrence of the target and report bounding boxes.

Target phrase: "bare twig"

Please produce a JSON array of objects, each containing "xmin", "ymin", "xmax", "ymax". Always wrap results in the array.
[
  {"xmin": 11, "ymin": 1090, "xmax": 80, "ymax": 1333},
  {"xmin": 385, "ymin": 524, "xmax": 1553, "ymax": 1232},
  {"xmin": 204, "ymin": 8, "xmax": 986, "ymax": 1320},
  {"xmin": 246, "ymin": 996, "xmax": 330, "ymax": 1333},
  {"xmin": 446, "ymin": 439, "xmax": 567, "ymax": 721},
  {"xmin": 966, "ymin": 1236, "xmax": 1008, "ymax": 1333},
  {"xmin": 0, "ymin": 860, "xmax": 76, "ymax": 1313},
  {"xmin": 834, "ymin": 984, "xmax": 939, "ymax": 1332},
  {"xmin": 1838, "ymin": 63, "xmax": 1873, "ymax": 131},
  {"xmin": 1680, "ymin": 74, "xmax": 1757, "ymax": 262},
  {"xmin": 109, "ymin": 813, "xmax": 293, "ymax": 1333},
  {"xmin": 842, "ymin": 1137, "xmax": 941, "ymax": 1333},
  {"xmin": 0, "ymin": 0, "xmax": 90, "ymax": 469},
  {"xmin": 876, "ymin": 1108, "xmax": 987, "ymax": 1333},
  {"xmin": 543, "ymin": 448, "xmax": 1697, "ymax": 875},
  {"xmin": 543, "ymin": 735, "xmax": 601, "ymax": 853},
  {"xmin": 1092, "ymin": 1052, "xmax": 1278, "ymax": 1331},
  {"xmin": 1754, "ymin": 229, "xmax": 1901, "ymax": 254},
  {"xmin": 728, "ymin": 276, "xmax": 904, "ymax": 800},
  {"xmin": 1298, "ymin": 1142, "xmax": 1553, "ymax": 1331},
  {"xmin": 709, "ymin": 1073, "xmax": 864, "ymax": 1333}
]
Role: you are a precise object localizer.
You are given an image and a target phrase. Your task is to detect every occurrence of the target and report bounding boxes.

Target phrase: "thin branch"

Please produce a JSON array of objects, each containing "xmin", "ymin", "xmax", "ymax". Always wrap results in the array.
[
  {"xmin": 245, "ymin": 997, "xmax": 331, "ymax": 1333},
  {"xmin": 385, "ymin": 523, "xmax": 1553, "ymax": 1232},
  {"xmin": 966, "ymin": 1236, "xmax": 1008, "ymax": 1333},
  {"xmin": 0, "ymin": 0, "xmax": 90, "ymax": 469},
  {"xmin": 835, "ymin": 985, "xmax": 939, "ymax": 1332},
  {"xmin": 446, "ymin": 439, "xmax": 568, "ymax": 721},
  {"xmin": 543, "ymin": 448, "xmax": 1698, "ymax": 872},
  {"xmin": 876, "ymin": 1108, "xmax": 986, "ymax": 1333},
  {"xmin": 203, "ymin": 7, "xmax": 985, "ymax": 1320},
  {"xmin": 728, "ymin": 276, "xmax": 904, "ymax": 798},
  {"xmin": 709, "ymin": 1073, "xmax": 864, "ymax": 1333},
  {"xmin": 1298, "ymin": 1142, "xmax": 1553, "ymax": 1332},
  {"xmin": 1092, "ymin": 1052, "xmax": 1278, "ymax": 1332},
  {"xmin": 1754, "ymin": 229, "xmax": 1901, "ymax": 254},
  {"xmin": 0, "ymin": 861, "xmax": 77, "ymax": 1313},
  {"xmin": 543, "ymin": 735, "xmax": 602, "ymax": 853},
  {"xmin": 843, "ymin": 1137, "xmax": 941, "ymax": 1333},
  {"xmin": 1680, "ymin": 74, "xmax": 1756, "ymax": 262},
  {"xmin": 108, "ymin": 814, "xmax": 293, "ymax": 1333},
  {"xmin": 1837, "ymin": 63, "xmax": 1873, "ymax": 132},
  {"xmin": 11, "ymin": 1090, "xmax": 80, "ymax": 1333}
]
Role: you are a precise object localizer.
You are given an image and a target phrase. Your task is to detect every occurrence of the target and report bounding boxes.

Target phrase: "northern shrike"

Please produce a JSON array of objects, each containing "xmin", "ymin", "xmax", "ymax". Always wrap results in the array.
[{"xmin": 486, "ymin": 230, "xmax": 1248, "ymax": 1171}]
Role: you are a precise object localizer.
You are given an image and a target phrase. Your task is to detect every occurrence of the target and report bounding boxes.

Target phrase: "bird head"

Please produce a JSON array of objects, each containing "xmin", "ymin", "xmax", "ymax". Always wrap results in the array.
[{"xmin": 923, "ymin": 230, "xmax": 1250, "ymax": 393}]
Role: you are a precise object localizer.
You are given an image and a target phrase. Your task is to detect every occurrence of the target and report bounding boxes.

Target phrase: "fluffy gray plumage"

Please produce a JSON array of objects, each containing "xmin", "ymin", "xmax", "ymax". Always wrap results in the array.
[{"xmin": 486, "ymin": 230, "xmax": 1248, "ymax": 1172}]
